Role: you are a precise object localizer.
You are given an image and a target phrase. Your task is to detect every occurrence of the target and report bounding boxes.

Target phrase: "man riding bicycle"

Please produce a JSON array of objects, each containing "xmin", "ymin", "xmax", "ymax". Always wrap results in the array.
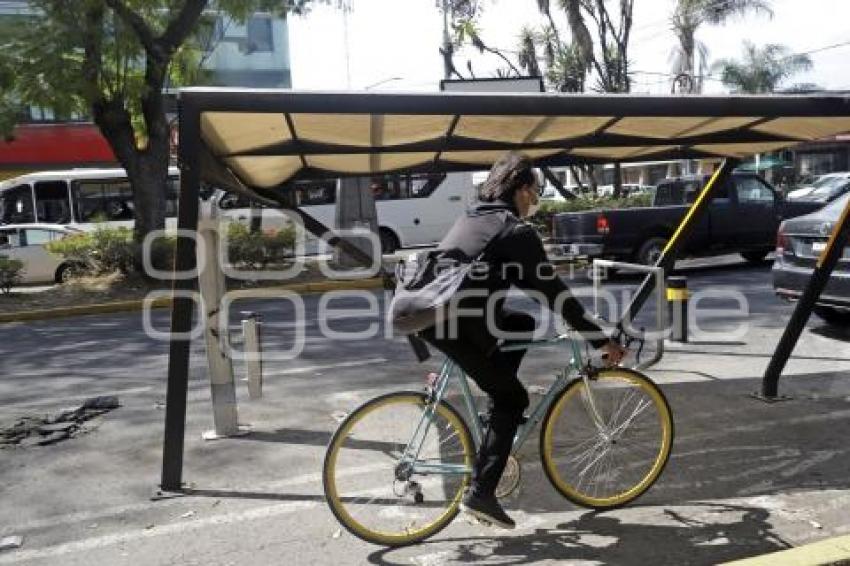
[{"xmin": 420, "ymin": 151, "xmax": 626, "ymax": 529}]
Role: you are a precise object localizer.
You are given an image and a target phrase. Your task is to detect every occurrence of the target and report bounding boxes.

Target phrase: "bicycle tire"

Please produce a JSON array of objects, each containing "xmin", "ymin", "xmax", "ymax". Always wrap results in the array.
[
  {"xmin": 539, "ymin": 368, "xmax": 673, "ymax": 509},
  {"xmin": 323, "ymin": 391, "xmax": 474, "ymax": 546}
]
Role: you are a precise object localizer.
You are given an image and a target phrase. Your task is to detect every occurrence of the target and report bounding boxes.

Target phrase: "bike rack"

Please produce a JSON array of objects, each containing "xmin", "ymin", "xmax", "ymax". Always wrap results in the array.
[{"xmin": 591, "ymin": 259, "xmax": 667, "ymax": 371}]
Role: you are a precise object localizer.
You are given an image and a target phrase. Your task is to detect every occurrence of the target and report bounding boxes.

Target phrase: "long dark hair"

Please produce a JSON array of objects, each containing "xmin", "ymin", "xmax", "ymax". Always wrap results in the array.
[{"xmin": 478, "ymin": 151, "xmax": 536, "ymax": 203}]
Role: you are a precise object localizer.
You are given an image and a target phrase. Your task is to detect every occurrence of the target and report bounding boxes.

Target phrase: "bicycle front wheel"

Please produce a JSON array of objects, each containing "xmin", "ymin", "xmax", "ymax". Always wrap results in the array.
[
  {"xmin": 540, "ymin": 368, "xmax": 673, "ymax": 509},
  {"xmin": 323, "ymin": 391, "xmax": 474, "ymax": 546}
]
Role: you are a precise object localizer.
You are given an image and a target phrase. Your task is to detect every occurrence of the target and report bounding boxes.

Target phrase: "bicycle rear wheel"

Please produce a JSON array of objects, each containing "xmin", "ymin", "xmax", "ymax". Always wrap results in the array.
[
  {"xmin": 323, "ymin": 391, "xmax": 474, "ymax": 546},
  {"xmin": 540, "ymin": 368, "xmax": 673, "ymax": 509}
]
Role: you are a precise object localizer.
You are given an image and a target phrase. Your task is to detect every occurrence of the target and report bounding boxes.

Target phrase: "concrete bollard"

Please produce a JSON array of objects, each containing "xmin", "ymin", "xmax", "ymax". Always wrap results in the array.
[
  {"xmin": 666, "ymin": 276, "xmax": 688, "ymax": 343},
  {"xmin": 241, "ymin": 312, "xmax": 263, "ymax": 400}
]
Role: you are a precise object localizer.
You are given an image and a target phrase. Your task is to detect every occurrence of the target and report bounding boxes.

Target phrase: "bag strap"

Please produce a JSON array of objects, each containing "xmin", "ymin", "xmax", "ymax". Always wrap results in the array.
[{"xmin": 475, "ymin": 212, "xmax": 519, "ymax": 263}]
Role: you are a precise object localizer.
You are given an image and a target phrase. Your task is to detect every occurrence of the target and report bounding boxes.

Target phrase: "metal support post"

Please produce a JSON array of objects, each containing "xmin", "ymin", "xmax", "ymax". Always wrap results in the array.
[
  {"xmin": 198, "ymin": 203, "xmax": 246, "ymax": 440},
  {"xmin": 593, "ymin": 259, "xmax": 666, "ymax": 371},
  {"xmin": 160, "ymin": 100, "xmax": 201, "ymax": 493},
  {"xmin": 241, "ymin": 312, "xmax": 263, "ymax": 400},
  {"xmin": 619, "ymin": 159, "xmax": 738, "ymax": 329},
  {"xmin": 667, "ymin": 276, "xmax": 689, "ymax": 343},
  {"xmin": 289, "ymin": 206, "xmax": 431, "ymax": 362},
  {"xmin": 761, "ymin": 196, "xmax": 850, "ymax": 399}
]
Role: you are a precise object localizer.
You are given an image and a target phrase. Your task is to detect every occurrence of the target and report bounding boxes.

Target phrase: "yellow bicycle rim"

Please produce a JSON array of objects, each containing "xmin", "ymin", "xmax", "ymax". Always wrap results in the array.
[
  {"xmin": 542, "ymin": 369, "xmax": 673, "ymax": 508},
  {"xmin": 324, "ymin": 393, "xmax": 474, "ymax": 546}
]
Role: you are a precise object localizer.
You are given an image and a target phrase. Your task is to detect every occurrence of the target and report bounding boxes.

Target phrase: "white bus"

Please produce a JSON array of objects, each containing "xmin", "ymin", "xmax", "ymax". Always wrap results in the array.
[
  {"xmin": 0, "ymin": 168, "xmax": 476, "ymax": 254},
  {"xmin": 217, "ymin": 171, "xmax": 476, "ymax": 254},
  {"xmin": 0, "ymin": 167, "xmax": 183, "ymax": 230}
]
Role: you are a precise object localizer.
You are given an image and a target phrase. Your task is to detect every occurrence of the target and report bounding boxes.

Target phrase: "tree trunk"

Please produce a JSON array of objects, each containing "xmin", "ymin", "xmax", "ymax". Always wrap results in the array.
[
  {"xmin": 568, "ymin": 165, "xmax": 586, "ymax": 192},
  {"xmin": 584, "ymin": 165, "xmax": 599, "ymax": 194},
  {"xmin": 612, "ymin": 162, "xmax": 624, "ymax": 198},
  {"xmin": 132, "ymin": 148, "xmax": 169, "ymax": 245}
]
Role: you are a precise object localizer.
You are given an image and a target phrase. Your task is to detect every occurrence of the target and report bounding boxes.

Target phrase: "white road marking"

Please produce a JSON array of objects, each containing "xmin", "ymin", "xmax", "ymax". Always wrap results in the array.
[
  {"xmin": 0, "ymin": 501, "xmax": 319, "ymax": 564},
  {"xmin": 264, "ymin": 358, "xmax": 388, "ymax": 376}
]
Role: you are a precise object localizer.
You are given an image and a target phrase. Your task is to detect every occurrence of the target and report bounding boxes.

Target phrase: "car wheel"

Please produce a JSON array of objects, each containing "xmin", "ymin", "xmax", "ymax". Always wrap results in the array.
[
  {"xmin": 55, "ymin": 262, "xmax": 84, "ymax": 284},
  {"xmin": 741, "ymin": 250, "xmax": 770, "ymax": 263},
  {"xmin": 636, "ymin": 237, "xmax": 667, "ymax": 266},
  {"xmin": 379, "ymin": 228, "xmax": 399, "ymax": 255},
  {"xmin": 813, "ymin": 306, "xmax": 850, "ymax": 326}
]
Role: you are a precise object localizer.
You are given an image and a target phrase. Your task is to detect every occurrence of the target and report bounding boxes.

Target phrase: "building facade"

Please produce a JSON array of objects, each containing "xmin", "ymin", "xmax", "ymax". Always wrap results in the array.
[{"xmin": 0, "ymin": 4, "xmax": 292, "ymax": 179}]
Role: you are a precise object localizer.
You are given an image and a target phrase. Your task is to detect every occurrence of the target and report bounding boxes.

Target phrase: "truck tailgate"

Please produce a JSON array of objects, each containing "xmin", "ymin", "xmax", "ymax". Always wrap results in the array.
[{"xmin": 553, "ymin": 211, "xmax": 599, "ymax": 241}]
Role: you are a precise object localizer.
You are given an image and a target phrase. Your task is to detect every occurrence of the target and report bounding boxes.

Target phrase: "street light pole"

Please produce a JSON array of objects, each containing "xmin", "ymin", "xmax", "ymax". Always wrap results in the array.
[
  {"xmin": 364, "ymin": 77, "xmax": 403, "ymax": 90},
  {"xmin": 442, "ymin": 0, "xmax": 451, "ymax": 80}
]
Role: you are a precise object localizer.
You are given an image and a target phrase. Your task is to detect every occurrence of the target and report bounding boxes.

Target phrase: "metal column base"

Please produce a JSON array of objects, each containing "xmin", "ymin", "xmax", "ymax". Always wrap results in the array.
[
  {"xmin": 151, "ymin": 488, "xmax": 188, "ymax": 501},
  {"xmin": 202, "ymin": 424, "xmax": 253, "ymax": 441},
  {"xmin": 750, "ymin": 392, "xmax": 794, "ymax": 404}
]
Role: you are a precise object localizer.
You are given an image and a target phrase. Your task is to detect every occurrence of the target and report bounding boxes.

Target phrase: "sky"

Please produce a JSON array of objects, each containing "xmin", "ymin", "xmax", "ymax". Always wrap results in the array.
[{"xmin": 287, "ymin": 0, "xmax": 850, "ymax": 94}]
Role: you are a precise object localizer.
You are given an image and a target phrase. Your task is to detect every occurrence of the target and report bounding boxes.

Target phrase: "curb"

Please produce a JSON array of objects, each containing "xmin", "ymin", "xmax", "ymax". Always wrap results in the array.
[
  {"xmin": 720, "ymin": 534, "xmax": 850, "ymax": 566},
  {"xmin": 0, "ymin": 277, "xmax": 385, "ymax": 324}
]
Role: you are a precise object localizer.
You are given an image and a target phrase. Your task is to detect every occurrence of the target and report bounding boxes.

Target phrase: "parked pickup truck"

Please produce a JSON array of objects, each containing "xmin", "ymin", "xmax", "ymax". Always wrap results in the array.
[{"xmin": 551, "ymin": 174, "xmax": 823, "ymax": 265}]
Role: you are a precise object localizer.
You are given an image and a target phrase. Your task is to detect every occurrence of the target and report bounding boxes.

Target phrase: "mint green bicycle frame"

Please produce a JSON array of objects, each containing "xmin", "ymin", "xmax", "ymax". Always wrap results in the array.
[{"xmin": 398, "ymin": 331, "xmax": 606, "ymax": 478}]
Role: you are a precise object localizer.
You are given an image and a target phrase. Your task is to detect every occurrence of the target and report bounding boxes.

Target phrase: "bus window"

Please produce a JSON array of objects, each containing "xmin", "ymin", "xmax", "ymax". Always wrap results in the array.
[
  {"xmin": 0, "ymin": 185, "xmax": 35, "ymax": 224},
  {"xmin": 34, "ymin": 181, "xmax": 72, "ymax": 224},
  {"xmin": 408, "ymin": 173, "xmax": 446, "ymax": 198},
  {"xmin": 370, "ymin": 173, "xmax": 446, "ymax": 200},
  {"xmin": 74, "ymin": 179, "xmax": 134, "ymax": 222},
  {"xmin": 293, "ymin": 181, "xmax": 336, "ymax": 206}
]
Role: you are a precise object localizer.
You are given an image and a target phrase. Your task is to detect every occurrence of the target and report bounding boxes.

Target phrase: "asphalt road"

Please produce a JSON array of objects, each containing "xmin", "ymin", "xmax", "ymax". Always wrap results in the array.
[{"xmin": 1, "ymin": 255, "xmax": 849, "ymax": 565}]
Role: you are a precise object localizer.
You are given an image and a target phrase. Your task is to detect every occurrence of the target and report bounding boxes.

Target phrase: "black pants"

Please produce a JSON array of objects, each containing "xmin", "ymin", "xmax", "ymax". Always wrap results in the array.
[{"xmin": 421, "ymin": 310, "xmax": 536, "ymax": 497}]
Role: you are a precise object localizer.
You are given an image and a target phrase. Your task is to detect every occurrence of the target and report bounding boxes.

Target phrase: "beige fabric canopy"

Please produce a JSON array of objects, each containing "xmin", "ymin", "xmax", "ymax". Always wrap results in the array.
[{"xmin": 184, "ymin": 88, "xmax": 850, "ymax": 190}]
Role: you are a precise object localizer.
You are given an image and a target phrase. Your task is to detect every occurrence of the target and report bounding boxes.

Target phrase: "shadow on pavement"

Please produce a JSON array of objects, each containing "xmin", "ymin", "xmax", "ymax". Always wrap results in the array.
[
  {"xmin": 367, "ymin": 503, "xmax": 791, "ymax": 565},
  {"xmin": 809, "ymin": 323, "xmax": 850, "ymax": 342},
  {"xmin": 369, "ymin": 503, "xmax": 790, "ymax": 564}
]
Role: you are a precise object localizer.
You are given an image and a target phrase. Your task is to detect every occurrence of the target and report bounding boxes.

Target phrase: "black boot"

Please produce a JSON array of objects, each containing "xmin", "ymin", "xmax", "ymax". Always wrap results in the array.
[
  {"xmin": 461, "ymin": 491, "xmax": 515, "ymax": 529},
  {"xmin": 462, "ymin": 412, "xmax": 520, "ymax": 529}
]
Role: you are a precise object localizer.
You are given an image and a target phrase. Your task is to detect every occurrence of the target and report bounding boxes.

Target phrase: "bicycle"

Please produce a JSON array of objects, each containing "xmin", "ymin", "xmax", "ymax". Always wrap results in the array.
[{"xmin": 322, "ymin": 331, "xmax": 674, "ymax": 547}]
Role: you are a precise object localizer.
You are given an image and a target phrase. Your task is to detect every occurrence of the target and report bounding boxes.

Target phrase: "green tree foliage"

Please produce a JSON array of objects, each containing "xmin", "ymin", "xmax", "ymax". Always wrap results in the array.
[
  {"xmin": 713, "ymin": 41, "xmax": 813, "ymax": 94},
  {"xmin": 226, "ymin": 222, "xmax": 296, "ymax": 270},
  {"xmin": 46, "ymin": 225, "xmax": 136, "ymax": 275},
  {"xmin": 0, "ymin": 255, "xmax": 24, "ymax": 293},
  {"xmin": 0, "ymin": 1, "xmax": 328, "ymax": 248},
  {"xmin": 670, "ymin": 0, "xmax": 772, "ymax": 93}
]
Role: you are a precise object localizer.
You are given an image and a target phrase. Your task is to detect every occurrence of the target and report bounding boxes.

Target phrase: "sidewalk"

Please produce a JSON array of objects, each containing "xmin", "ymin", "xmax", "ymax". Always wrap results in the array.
[{"xmin": 1, "ymin": 318, "xmax": 849, "ymax": 564}]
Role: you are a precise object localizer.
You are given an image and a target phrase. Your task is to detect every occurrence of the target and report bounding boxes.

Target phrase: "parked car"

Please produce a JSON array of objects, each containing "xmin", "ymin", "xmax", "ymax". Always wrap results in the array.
[
  {"xmin": 786, "ymin": 172, "xmax": 850, "ymax": 202},
  {"xmin": 551, "ymin": 173, "xmax": 823, "ymax": 265},
  {"xmin": 772, "ymin": 193, "xmax": 850, "ymax": 326},
  {"xmin": 0, "ymin": 224, "xmax": 83, "ymax": 284},
  {"xmin": 791, "ymin": 172, "xmax": 850, "ymax": 204}
]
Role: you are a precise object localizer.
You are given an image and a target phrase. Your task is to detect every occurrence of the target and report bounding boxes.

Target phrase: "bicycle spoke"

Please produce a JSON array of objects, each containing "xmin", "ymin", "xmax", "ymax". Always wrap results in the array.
[
  {"xmin": 325, "ymin": 393, "xmax": 472, "ymax": 545},
  {"xmin": 543, "ymin": 371, "xmax": 672, "ymax": 507}
]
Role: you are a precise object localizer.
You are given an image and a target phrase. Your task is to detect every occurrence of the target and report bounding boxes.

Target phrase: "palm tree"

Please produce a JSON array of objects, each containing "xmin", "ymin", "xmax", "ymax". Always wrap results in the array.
[
  {"xmin": 713, "ymin": 41, "xmax": 813, "ymax": 93},
  {"xmin": 670, "ymin": 0, "xmax": 772, "ymax": 93}
]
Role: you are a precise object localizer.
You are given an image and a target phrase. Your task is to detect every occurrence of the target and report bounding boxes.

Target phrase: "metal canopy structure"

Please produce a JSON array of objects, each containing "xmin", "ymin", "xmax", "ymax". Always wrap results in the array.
[
  {"xmin": 190, "ymin": 88, "xmax": 850, "ymax": 192},
  {"xmin": 161, "ymin": 88, "xmax": 850, "ymax": 492}
]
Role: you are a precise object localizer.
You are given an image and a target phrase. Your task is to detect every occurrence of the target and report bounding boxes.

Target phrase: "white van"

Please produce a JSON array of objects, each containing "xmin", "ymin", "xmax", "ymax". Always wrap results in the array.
[
  {"xmin": 218, "ymin": 171, "xmax": 476, "ymax": 254},
  {"xmin": 0, "ymin": 167, "xmax": 183, "ymax": 231}
]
